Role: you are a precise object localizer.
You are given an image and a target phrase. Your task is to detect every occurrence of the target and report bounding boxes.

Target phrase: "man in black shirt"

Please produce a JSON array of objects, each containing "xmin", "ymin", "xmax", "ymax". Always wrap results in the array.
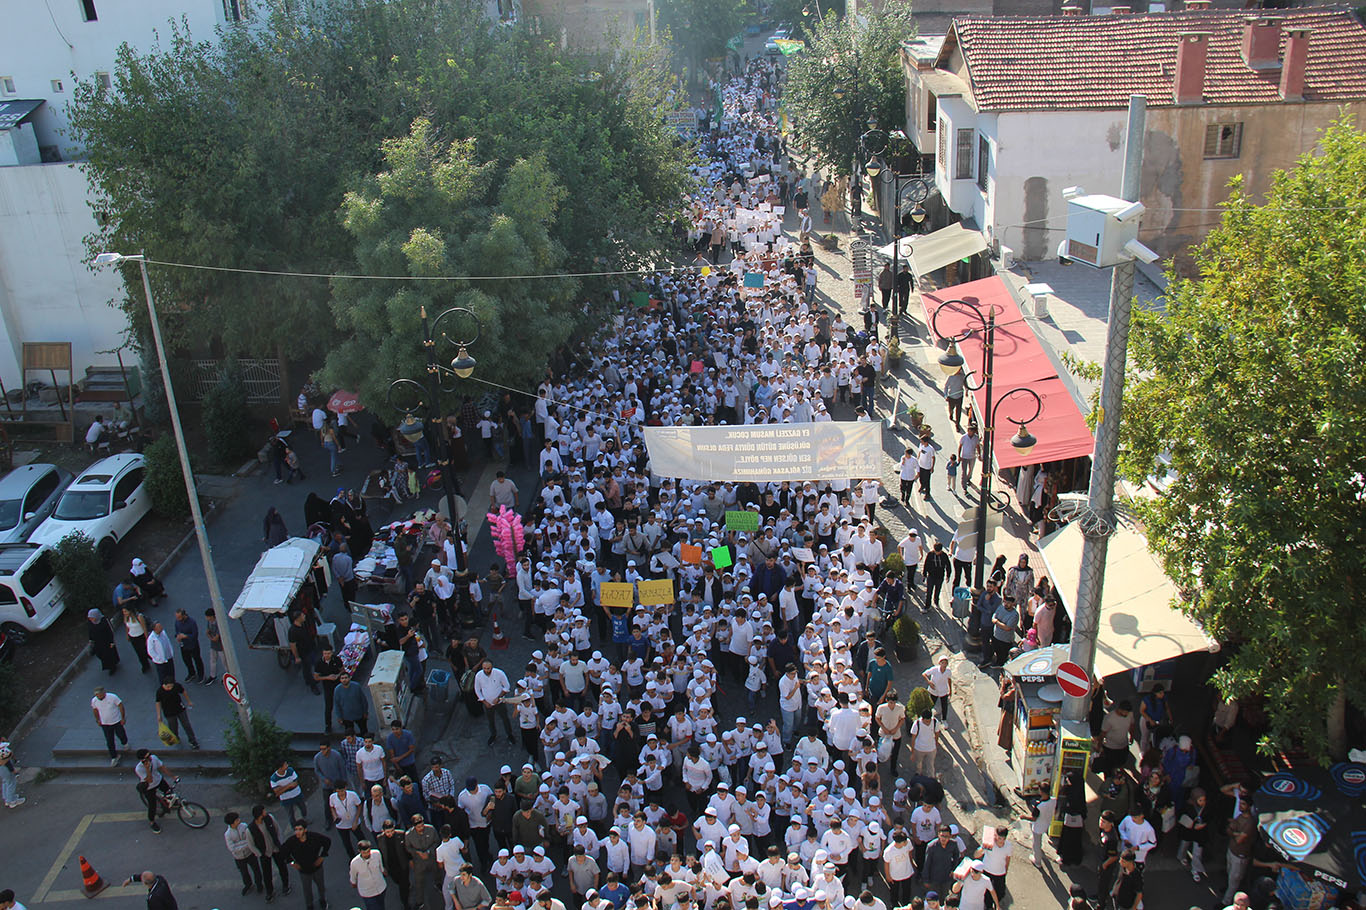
[
  {"xmin": 1097, "ymin": 809, "xmax": 1121, "ymax": 898},
  {"xmin": 154, "ymin": 680, "xmax": 200, "ymax": 750},
  {"xmin": 894, "ymin": 262, "xmax": 913, "ymax": 316},
  {"xmin": 923, "ymin": 543, "xmax": 951, "ymax": 611},
  {"xmin": 279, "ymin": 820, "xmax": 331, "ymax": 910},
  {"xmin": 288, "ymin": 612, "xmax": 321, "ymax": 695},
  {"xmin": 1110, "ymin": 849, "xmax": 1143, "ymax": 910},
  {"xmin": 313, "ymin": 647, "xmax": 343, "ymax": 734}
]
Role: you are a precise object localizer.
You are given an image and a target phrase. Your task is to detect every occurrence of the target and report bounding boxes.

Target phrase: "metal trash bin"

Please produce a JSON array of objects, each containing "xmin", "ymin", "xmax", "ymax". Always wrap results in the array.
[
  {"xmin": 952, "ymin": 585, "xmax": 973, "ymax": 619},
  {"xmin": 425, "ymin": 668, "xmax": 452, "ymax": 705}
]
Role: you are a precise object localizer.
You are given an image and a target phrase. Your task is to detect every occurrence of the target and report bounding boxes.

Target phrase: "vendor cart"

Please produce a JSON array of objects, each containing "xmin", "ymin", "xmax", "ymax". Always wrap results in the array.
[{"xmin": 229, "ymin": 537, "xmax": 334, "ymax": 668}]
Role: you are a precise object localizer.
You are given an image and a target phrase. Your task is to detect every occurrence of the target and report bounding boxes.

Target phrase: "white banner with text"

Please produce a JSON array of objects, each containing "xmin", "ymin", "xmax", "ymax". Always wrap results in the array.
[{"xmin": 644, "ymin": 422, "xmax": 882, "ymax": 482}]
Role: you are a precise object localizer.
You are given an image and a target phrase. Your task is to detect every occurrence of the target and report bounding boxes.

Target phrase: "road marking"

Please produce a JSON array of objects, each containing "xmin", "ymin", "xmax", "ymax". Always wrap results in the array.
[
  {"xmin": 31, "ymin": 808, "xmax": 228, "ymax": 903},
  {"xmin": 31, "ymin": 813, "xmax": 93, "ymax": 903}
]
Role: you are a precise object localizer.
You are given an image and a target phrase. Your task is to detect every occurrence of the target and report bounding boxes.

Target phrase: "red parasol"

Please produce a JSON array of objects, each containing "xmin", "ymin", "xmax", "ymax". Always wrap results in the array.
[{"xmin": 326, "ymin": 390, "xmax": 362, "ymax": 415}]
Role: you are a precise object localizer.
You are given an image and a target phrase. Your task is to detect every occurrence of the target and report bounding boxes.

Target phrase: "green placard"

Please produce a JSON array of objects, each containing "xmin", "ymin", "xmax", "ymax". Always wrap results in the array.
[
  {"xmin": 711, "ymin": 545, "xmax": 734, "ymax": 569},
  {"xmin": 725, "ymin": 510, "xmax": 759, "ymax": 532},
  {"xmin": 743, "ymin": 272, "xmax": 765, "ymax": 288},
  {"xmin": 629, "ymin": 291, "xmax": 649, "ymax": 308}
]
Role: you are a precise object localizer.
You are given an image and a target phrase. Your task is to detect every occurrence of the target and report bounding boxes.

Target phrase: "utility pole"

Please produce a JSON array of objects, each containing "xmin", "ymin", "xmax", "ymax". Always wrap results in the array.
[
  {"xmin": 1062, "ymin": 95, "xmax": 1146, "ymax": 722},
  {"xmin": 130, "ymin": 254, "xmax": 255, "ymax": 740}
]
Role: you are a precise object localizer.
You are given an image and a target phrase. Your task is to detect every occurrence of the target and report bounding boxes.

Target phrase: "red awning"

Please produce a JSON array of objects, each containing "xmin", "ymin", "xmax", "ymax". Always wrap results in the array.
[{"xmin": 921, "ymin": 276, "xmax": 1095, "ymax": 469}]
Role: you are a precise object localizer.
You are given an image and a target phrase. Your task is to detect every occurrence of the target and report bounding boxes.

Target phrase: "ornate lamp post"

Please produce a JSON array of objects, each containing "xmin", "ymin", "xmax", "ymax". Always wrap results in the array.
[
  {"xmin": 931, "ymin": 299, "xmax": 1044, "ymax": 587},
  {"xmin": 387, "ymin": 306, "xmax": 481, "ymax": 570}
]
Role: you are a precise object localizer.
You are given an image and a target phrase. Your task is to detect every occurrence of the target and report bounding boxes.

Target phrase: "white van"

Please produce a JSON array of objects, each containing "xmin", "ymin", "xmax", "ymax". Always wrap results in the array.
[{"xmin": 0, "ymin": 542, "xmax": 67, "ymax": 638}]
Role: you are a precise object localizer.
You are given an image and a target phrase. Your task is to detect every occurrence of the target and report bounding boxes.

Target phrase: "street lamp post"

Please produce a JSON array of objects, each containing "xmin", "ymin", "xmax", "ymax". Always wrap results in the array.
[
  {"xmin": 932, "ymin": 300, "xmax": 1044, "ymax": 588},
  {"xmin": 387, "ymin": 306, "xmax": 481, "ymax": 571},
  {"xmin": 93, "ymin": 252, "xmax": 254, "ymax": 740},
  {"xmin": 865, "ymin": 152, "xmax": 928, "ymax": 327}
]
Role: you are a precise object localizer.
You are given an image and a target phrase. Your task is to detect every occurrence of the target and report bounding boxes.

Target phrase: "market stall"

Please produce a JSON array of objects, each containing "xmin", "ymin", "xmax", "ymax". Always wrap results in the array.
[
  {"xmin": 228, "ymin": 538, "xmax": 333, "ymax": 669},
  {"xmin": 1256, "ymin": 762, "xmax": 1366, "ymax": 908}
]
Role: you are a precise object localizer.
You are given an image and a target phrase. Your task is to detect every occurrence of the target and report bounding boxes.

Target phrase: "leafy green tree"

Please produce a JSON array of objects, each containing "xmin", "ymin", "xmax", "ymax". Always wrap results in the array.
[
  {"xmin": 49, "ymin": 532, "xmax": 110, "ymax": 610},
  {"xmin": 1119, "ymin": 116, "xmax": 1366, "ymax": 760},
  {"xmin": 318, "ymin": 120, "xmax": 579, "ymax": 411},
  {"xmin": 67, "ymin": 0, "xmax": 689, "ymax": 378},
  {"xmin": 202, "ymin": 361, "xmax": 253, "ymax": 467},
  {"xmin": 782, "ymin": 4, "xmax": 917, "ymax": 177},
  {"xmin": 143, "ymin": 435, "xmax": 190, "ymax": 519}
]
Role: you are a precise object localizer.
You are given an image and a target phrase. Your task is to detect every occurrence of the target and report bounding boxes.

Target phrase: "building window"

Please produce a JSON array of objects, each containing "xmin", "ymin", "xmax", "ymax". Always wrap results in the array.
[
  {"xmin": 977, "ymin": 135, "xmax": 990, "ymax": 192},
  {"xmin": 51, "ymin": 79, "xmax": 65, "ymax": 93},
  {"xmin": 937, "ymin": 117, "xmax": 948, "ymax": 170},
  {"xmin": 955, "ymin": 128, "xmax": 974, "ymax": 180},
  {"xmin": 926, "ymin": 92, "xmax": 937, "ymax": 132},
  {"xmin": 1203, "ymin": 123, "xmax": 1242, "ymax": 159},
  {"xmin": 80, "ymin": 0, "xmax": 98, "ymax": 21},
  {"xmin": 1, "ymin": 77, "xmax": 15, "ymax": 96},
  {"xmin": 96, "ymin": 71, "xmax": 112, "ymax": 91},
  {"xmin": 223, "ymin": 0, "xmax": 247, "ymax": 21}
]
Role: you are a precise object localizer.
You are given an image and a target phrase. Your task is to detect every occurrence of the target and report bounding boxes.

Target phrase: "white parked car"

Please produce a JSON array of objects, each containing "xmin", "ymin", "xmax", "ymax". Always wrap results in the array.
[
  {"xmin": 0, "ymin": 543, "xmax": 67, "ymax": 637},
  {"xmin": 29, "ymin": 453, "xmax": 151, "ymax": 564},
  {"xmin": 0, "ymin": 463, "xmax": 72, "ymax": 544}
]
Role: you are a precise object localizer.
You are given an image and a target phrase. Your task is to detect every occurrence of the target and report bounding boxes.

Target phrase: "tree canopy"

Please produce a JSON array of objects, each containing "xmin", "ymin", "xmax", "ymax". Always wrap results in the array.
[
  {"xmin": 656, "ymin": 0, "xmax": 751, "ymax": 79},
  {"xmin": 781, "ymin": 4, "xmax": 917, "ymax": 177},
  {"xmin": 1119, "ymin": 116, "xmax": 1366, "ymax": 760},
  {"xmin": 68, "ymin": 0, "xmax": 692, "ymax": 400}
]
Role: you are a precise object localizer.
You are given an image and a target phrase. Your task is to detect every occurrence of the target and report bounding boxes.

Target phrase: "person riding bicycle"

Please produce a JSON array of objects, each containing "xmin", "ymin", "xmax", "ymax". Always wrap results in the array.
[
  {"xmin": 876, "ymin": 572, "xmax": 905, "ymax": 629},
  {"xmin": 135, "ymin": 749, "xmax": 175, "ymax": 834}
]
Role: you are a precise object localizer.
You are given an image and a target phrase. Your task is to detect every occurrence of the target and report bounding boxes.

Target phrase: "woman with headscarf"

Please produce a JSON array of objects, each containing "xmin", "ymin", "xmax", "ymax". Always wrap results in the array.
[
  {"xmin": 304, "ymin": 492, "xmax": 331, "ymax": 531},
  {"xmin": 87, "ymin": 609, "xmax": 120, "ymax": 675},
  {"xmin": 1058, "ymin": 770, "xmax": 1089, "ymax": 866},
  {"xmin": 129, "ymin": 558, "xmax": 166, "ymax": 606},
  {"xmin": 263, "ymin": 507, "xmax": 289, "ymax": 548}
]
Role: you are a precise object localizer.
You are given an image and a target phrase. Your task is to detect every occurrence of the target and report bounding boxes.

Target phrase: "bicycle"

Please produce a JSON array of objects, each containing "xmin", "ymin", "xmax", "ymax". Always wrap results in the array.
[{"xmin": 152, "ymin": 779, "xmax": 209, "ymax": 829}]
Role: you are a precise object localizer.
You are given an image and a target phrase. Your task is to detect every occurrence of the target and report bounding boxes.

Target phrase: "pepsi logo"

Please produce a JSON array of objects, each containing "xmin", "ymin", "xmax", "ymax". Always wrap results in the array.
[
  {"xmin": 1342, "ymin": 768, "xmax": 1366, "ymax": 785},
  {"xmin": 1281, "ymin": 826, "xmax": 1310, "ymax": 849},
  {"xmin": 1272, "ymin": 779, "xmax": 1296, "ymax": 793}
]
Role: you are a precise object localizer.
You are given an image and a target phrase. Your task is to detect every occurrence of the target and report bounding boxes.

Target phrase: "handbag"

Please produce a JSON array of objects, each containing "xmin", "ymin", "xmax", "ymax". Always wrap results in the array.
[
  {"xmin": 877, "ymin": 736, "xmax": 893, "ymax": 762},
  {"xmin": 157, "ymin": 721, "xmax": 180, "ymax": 747}
]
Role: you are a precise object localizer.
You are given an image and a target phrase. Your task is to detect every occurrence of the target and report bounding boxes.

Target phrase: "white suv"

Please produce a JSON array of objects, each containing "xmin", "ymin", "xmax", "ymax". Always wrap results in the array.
[{"xmin": 29, "ymin": 453, "xmax": 151, "ymax": 564}]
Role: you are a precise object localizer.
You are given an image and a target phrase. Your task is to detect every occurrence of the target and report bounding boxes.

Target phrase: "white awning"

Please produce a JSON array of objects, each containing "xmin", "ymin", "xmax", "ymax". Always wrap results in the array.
[
  {"xmin": 875, "ymin": 223, "xmax": 988, "ymax": 278},
  {"xmin": 229, "ymin": 537, "xmax": 321, "ymax": 619},
  {"xmin": 1039, "ymin": 523, "xmax": 1213, "ymax": 679}
]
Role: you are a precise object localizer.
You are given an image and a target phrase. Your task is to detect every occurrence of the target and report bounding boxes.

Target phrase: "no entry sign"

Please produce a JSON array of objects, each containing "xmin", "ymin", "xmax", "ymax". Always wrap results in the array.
[{"xmin": 1056, "ymin": 661, "xmax": 1090, "ymax": 698}]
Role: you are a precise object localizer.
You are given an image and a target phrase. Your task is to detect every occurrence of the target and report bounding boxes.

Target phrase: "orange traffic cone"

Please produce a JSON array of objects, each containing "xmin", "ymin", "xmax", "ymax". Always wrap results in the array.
[
  {"xmin": 79, "ymin": 855, "xmax": 109, "ymax": 898},
  {"xmin": 490, "ymin": 618, "xmax": 508, "ymax": 650}
]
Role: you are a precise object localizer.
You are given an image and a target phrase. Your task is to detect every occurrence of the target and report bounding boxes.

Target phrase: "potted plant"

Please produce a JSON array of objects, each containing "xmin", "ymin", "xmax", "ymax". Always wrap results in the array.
[
  {"xmin": 885, "ymin": 335, "xmax": 902, "ymax": 370},
  {"xmin": 881, "ymin": 551, "xmax": 906, "ymax": 580},
  {"xmin": 908, "ymin": 405, "xmax": 924, "ymax": 430},
  {"xmin": 905, "ymin": 686, "xmax": 935, "ymax": 719},
  {"xmin": 891, "ymin": 615, "xmax": 921, "ymax": 662}
]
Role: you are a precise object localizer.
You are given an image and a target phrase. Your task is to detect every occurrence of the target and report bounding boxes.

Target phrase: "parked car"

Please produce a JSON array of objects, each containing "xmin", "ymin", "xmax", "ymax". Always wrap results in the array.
[
  {"xmin": 29, "ymin": 453, "xmax": 150, "ymax": 564},
  {"xmin": 765, "ymin": 28, "xmax": 790, "ymax": 55},
  {"xmin": 0, "ymin": 463, "xmax": 73, "ymax": 545},
  {"xmin": 0, "ymin": 542, "xmax": 67, "ymax": 637}
]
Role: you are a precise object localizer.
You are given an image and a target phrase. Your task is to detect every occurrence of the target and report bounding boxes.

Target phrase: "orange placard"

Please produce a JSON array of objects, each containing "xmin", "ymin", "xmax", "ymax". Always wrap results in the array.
[{"xmin": 680, "ymin": 544, "xmax": 702, "ymax": 565}]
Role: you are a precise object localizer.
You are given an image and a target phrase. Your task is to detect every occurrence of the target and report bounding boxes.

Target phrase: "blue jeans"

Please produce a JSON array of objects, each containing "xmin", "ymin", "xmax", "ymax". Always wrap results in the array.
[
  {"xmin": 780, "ymin": 708, "xmax": 799, "ymax": 744},
  {"xmin": 413, "ymin": 437, "xmax": 431, "ymax": 467},
  {"xmin": 362, "ymin": 894, "xmax": 386, "ymax": 910},
  {"xmin": 323, "ymin": 440, "xmax": 341, "ymax": 474},
  {"xmin": 0, "ymin": 762, "xmax": 18, "ymax": 803}
]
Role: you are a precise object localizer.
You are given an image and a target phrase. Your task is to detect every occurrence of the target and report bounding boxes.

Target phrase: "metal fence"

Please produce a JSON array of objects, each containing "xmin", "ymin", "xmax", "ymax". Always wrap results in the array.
[{"xmin": 187, "ymin": 358, "xmax": 282, "ymax": 403}]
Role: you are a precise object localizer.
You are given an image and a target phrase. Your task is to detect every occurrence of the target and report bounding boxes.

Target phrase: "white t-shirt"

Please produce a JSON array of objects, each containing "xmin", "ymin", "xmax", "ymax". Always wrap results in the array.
[
  {"xmin": 560, "ymin": 660, "xmax": 589, "ymax": 693},
  {"xmin": 908, "ymin": 717, "xmax": 940, "ymax": 752},
  {"xmin": 91, "ymin": 693, "xmax": 124, "ymax": 725},
  {"xmin": 923, "ymin": 665, "xmax": 952, "ymax": 698},
  {"xmin": 356, "ymin": 744, "xmax": 386, "ymax": 781},
  {"xmin": 329, "ymin": 790, "xmax": 362, "ymax": 829},
  {"xmin": 882, "ymin": 842, "xmax": 915, "ymax": 881},
  {"xmin": 436, "ymin": 837, "xmax": 466, "ymax": 878}
]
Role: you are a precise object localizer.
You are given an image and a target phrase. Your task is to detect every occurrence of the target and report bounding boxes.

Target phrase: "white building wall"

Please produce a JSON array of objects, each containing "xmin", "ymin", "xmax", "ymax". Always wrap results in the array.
[
  {"xmin": 991, "ymin": 110, "xmax": 1131, "ymax": 261},
  {"xmin": 932, "ymin": 98, "xmax": 996, "ymax": 232},
  {"xmin": 0, "ymin": 163, "xmax": 128, "ymax": 386},
  {"xmin": 0, "ymin": 0, "xmax": 232, "ymax": 156}
]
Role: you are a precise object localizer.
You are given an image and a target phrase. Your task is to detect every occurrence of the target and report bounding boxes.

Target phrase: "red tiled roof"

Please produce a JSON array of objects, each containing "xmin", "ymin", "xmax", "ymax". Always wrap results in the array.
[{"xmin": 941, "ymin": 7, "xmax": 1366, "ymax": 111}]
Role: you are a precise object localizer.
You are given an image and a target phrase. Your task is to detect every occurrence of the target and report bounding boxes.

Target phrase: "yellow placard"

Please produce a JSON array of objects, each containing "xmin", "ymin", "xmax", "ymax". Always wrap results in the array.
[
  {"xmin": 637, "ymin": 579, "xmax": 676, "ymax": 606},
  {"xmin": 599, "ymin": 582, "xmax": 636, "ymax": 608}
]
